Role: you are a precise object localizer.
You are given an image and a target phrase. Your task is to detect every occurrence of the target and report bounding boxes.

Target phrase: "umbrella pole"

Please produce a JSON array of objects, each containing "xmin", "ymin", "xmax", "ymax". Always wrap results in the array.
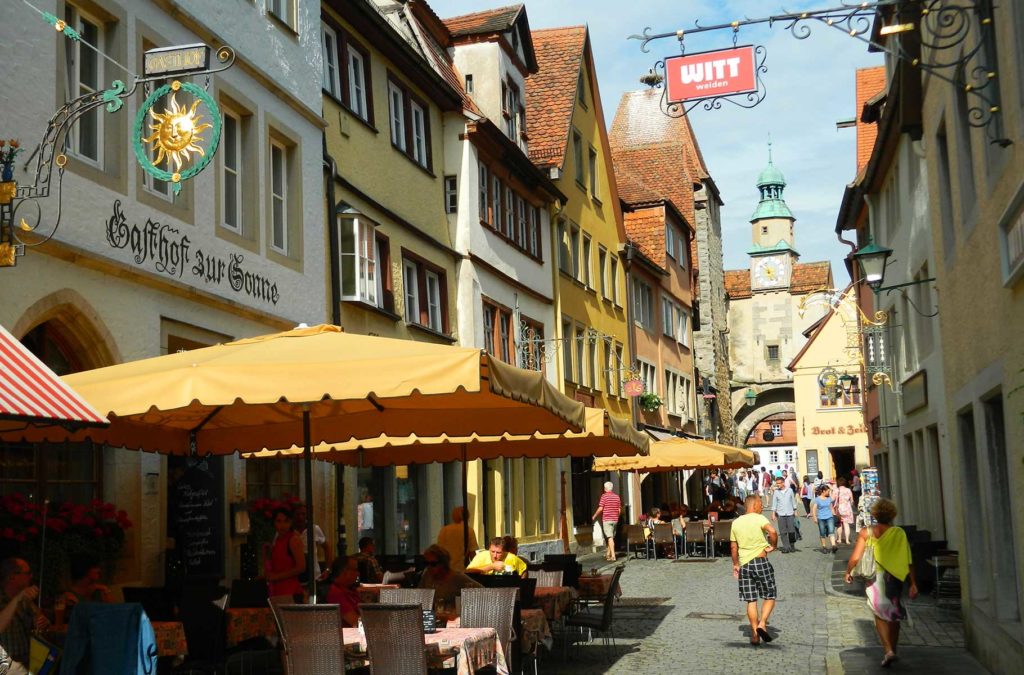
[
  {"xmin": 302, "ymin": 406, "xmax": 316, "ymax": 603},
  {"xmin": 462, "ymin": 444, "xmax": 469, "ymax": 569}
]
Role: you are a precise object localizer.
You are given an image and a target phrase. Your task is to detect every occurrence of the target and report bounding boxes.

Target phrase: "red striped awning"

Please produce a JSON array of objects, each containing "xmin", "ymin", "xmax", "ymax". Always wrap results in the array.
[{"xmin": 0, "ymin": 323, "xmax": 108, "ymax": 427}]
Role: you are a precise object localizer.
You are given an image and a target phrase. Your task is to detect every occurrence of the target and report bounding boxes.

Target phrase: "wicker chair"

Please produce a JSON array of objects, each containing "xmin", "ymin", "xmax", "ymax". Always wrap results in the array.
[
  {"xmin": 684, "ymin": 521, "xmax": 708, "ymax": 558},
  {"xmin": 379, "ymin": 587, "xmax": 435, "ymax": 611},
  {"xmin": 268, "ymin": 595, "xmax": 298, "ymax": 645},
  {"xmin": 461, "ymin": 587, "xmax": 518, "ymax": 666},
  {"xmin": 651, "ymin": 523, "xmax": 678, "ymax": 559},
  {"xmin": 712, "ymin": 521, "xmax": 733, "ymax": 557},
  {"xmin": 534, "ymin": 569, "xmax": 563, "ymax": 588},
  {"xmin": 360, "ymin": 604, "xmax": 429, "ymax": 675},
  {"xmin": 623, "ymin": 524, "xmax": 648, "ymax": 559},
  {"xmin": 276, "ymin": 604, "xmax": 344, "ymax": 675},
  {"xmin": 564, "ymin": 564, "xmax": 625, "ymax": 659}
]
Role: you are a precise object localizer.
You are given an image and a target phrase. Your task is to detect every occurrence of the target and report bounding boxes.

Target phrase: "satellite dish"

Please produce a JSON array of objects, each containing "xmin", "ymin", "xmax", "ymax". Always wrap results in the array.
[{"xmin": 762, "ymin": 430, "xmax": 776, "ymax": 442}]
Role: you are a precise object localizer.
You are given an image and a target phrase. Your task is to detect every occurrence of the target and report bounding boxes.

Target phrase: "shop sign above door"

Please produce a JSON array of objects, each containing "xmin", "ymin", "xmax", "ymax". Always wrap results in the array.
[{"xmin": 665, "ymin": 45, "xmax": 757, "ymax": 103}]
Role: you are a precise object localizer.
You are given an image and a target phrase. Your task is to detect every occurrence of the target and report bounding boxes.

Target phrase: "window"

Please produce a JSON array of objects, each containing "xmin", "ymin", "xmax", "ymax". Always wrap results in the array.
[
  {"xmin": 598, "ymin": 247, "xmax": 608, "ymax": 297},
  {"xmin": 573, "ymin": 130, "xmax": 584, "ymax": 185},
  {"xmin": 577, "ymin": 69, "xmax": 586, "ymax": 107},
  {"xmin": 64, "ymin": 5, "xmax": 103, "ymax": 165},
  {"xmin": 661, "ymin": 298, "xmax": 673, "ymax": 339},
  {"xmin": 676, "ymin": 308, "xmax": 689, "ymax": 346},
  {"xmin": 582, "ymin": 234, "xmax": 593, "ymax": 288},
  {"xmin": 520, "ymin": 316, "xmax": 544, "ymax": 371},
  {"xmin": 270, "ymin": 140, "xmax": 288, "ymax": 254},
  {"xmin": 769, "ymin": 450, "xmax": 779, "ymax": 464},
  {"xmin": 588, "ymin": 147, "xmax": 598, "ymax": 197},
  {"xmin": 502, "ymin": 79, "xmax": 521, "ymax": 139},
  {"xmin": 936, "ymin": 119, "xmax": 956, "ymax": 260},
  {"xmin": 529, "ymin": 207, "xmax": 540, "ymax": 258},
  {"xmin": 561, "ymin": 316, "xmax": 573, "ymax": 381},
  {"xmin": 558, "ymin": 221, "xmax": 571, "ymax": 274},
  {"xmin": 784, "ymin": 449, "xmax": 795, "ymax": 463},
  {"xmin": 660, "ymin": 300, "xmax": 691, "ymax": 345},
  {"xmin": 819, "ymin": 381, "xmax": 862, "ymax": 408},
  {"xmin": 389, "ymin": 82, "xmax": 406, "ymax": 151},
  {"xmin": 464, "ymin": 74, "xmax": 473, "ymax": 94},
  {"xmin": 339, "ymin": 216, "xmax": 390, "ymax": 310},
  {"xmin": 633, "ymin": 278, "xmax": 654, "ymax": 330},
  {"xmin": 222, "ymin": 109, "xmax": 243, "ymax": 232},
  {"xmin": 142, "ymin": 73, "xmax": 172, "ymax": 199},
  {"xmin": 766, "ymin": 344, "xmax": 779, "ymax": 362},
  {"xmin": 611, "ymin": 257, "xmax": 620, "ymax": 305},
  {"xmin": 491, "ymin": 175, "xmax": 501, "ymax": 228},
  {"xmin": 483, "ymin": 299, "xmax": 514, "ymax": 363},
  {"xmin": 321, "ymin": 23, "xmax": 340, "ymax": 97},
  {"xmin": 410, "ymin": 101, "xmax": 427, "ymax": 166},
  {"xmin": 771, "ymin": 422, "xmax": 783, "ymax": 437},
  {"xmin": 444, "ymin": 175, "xmax": 457, "ymax": 214},
  {"xmin": 347, "ymin": 49, "xmax": 368, "ymax": 120},
  {"xmin": 504, "ymin": 186, "xmax": 514, "ymax": 237},
  {"xmin": 588, "ymin": 336, "xmax": 598, "ymax": 391},
  {"xmin": 638, "ymin": 360, "xmax": 657, "ymax": 395},
  {"xmin": 477, "ymin": 164, "xmax": 488, "ymax": 222},
  {"xmin": 246, "ymin": 458, "xmax": 299, "ymax": 500},
  {"xmin": 516, "ymin": 195, "xmax": 527, "ymax": 247},
  {"xmin": 666, "ymin": 224, "xmax": 677, "ymax": 259},
  {"xmin": 425, "ymin": 271, "xmax": 442, "ymax": 331},
  {"xmin": 403, "ymin": 259, "xmax": 419, "ymax": 324},
  {"xmin": 570, "ymin": 224, "xmax": 581, "ymax": 280},
  {"xmin": 267, "ymin": 0, "xmax": 295, "ymax": 29},
  {"xmin": 665, "ymin": 370, "xmax": 690, "ymax": 418},
  {"xmin": 575, "ymin": 326, "xmax": 587, "ymax": 387},
  {"xmin": 614, "ymin": 343, "xmax": 624, "ymax": 396}
]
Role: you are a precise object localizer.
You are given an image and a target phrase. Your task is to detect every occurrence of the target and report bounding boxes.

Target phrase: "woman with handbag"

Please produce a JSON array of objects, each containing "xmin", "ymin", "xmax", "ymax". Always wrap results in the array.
[{"xmin": 844, "ymin": 498, "xmax": 918, "ymax": 668}]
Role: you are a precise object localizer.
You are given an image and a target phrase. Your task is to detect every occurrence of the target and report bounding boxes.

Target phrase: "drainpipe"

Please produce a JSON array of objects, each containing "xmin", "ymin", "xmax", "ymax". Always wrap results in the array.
[{"xmin": 324, "ymin": 142, "xmax": 341, "ymax": 326}]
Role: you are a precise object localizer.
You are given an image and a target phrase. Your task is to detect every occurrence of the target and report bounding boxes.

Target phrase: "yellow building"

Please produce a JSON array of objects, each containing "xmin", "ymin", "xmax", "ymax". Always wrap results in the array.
[
  {"xmin": 320, "ymin": 0, "xmax": 465, "ymax": 555},
  {"xmin": 787, "ymin": 286, "xmax": 870, "ymax": 479},
  {"xmin": 526, "ymin": 26, "xmax": 631, "ymax": 526}
]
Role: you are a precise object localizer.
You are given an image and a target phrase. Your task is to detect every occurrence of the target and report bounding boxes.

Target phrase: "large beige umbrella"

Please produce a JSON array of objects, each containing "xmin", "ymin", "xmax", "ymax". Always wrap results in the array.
[
  {"xmin": 593, "ymin": 436, "xmax": 753, "ymax": 473},
  {"xmin": 0, "ymin": 324, "xmax": 586, "ymax": 593}
]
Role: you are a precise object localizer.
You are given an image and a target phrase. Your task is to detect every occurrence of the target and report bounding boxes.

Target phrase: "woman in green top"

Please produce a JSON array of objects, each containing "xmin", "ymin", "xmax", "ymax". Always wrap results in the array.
[{"xmin": 844, "ymin": 499, "xmax": 918, "ymax": 668}]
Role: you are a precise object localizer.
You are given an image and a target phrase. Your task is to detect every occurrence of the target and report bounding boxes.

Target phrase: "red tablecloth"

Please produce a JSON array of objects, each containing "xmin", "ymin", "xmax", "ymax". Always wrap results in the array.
[
  {"xmin": 577, "ymin": 574, "xmax": 622, "ymax": 600},
  {"xmin": 151, "ymin": 621, "xmax": 189, "ymax": 657},
  {"xmin": 343, "ymin": 625, "xmax": 508, "ymax": 675},
  {"xmin": 225, "ymin": 607, "xmax": 278, "ymax": 647},
  {"xmin": 534, "ymin": 586, "xmax": 575, "ymax": 621}
]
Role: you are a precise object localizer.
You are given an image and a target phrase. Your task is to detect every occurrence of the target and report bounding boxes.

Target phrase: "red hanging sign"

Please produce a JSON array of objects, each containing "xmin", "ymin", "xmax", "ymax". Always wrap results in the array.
[
  {"xmin": 665, "ymin": 45, "xmax": 757, "ymax": 103},
  {"xmin": 624, "ymin": 379, "xmax": 644, "ymax": 397}
]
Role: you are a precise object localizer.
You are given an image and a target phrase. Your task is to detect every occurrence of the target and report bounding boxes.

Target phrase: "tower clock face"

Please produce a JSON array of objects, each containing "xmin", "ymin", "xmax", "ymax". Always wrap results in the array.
[{"xmin": 752, "ymin": 255, "xmax": 790, "ymax": 289}]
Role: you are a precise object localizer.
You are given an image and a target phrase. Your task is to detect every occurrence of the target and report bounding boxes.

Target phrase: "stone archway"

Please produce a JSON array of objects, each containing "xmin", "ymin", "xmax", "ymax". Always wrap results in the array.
[
  {"xmin": 13, "ymin": 288, "xmax": 121, "ymax": 371},
  {"xmin": 736, "ymin": 401, "xmax": 797, "ymax": 448}
]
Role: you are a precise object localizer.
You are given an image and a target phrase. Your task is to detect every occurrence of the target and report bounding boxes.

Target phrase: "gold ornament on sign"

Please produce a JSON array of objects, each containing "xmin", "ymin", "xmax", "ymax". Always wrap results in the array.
[{"xmin": 142, "ymin": 92, "xmax": 212, "ymax": 173}]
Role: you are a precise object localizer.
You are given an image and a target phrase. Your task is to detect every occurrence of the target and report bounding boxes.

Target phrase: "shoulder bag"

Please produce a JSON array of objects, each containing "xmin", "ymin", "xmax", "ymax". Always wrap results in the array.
[{"xmin": 851, "ymin": 537, "xmax": 877, "ymax": 581}]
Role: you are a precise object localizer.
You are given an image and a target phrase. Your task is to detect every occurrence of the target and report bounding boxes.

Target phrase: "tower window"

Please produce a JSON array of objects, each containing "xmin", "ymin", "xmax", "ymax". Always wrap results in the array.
[{"xmin": 761, "ymin": 225, "xmax": 768, "ymax": 235}]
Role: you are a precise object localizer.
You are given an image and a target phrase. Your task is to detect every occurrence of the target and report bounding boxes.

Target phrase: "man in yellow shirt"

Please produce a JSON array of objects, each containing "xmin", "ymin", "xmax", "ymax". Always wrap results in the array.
[
  {"xmin": 730, "ymin": 494, "xmax": 779, "ymax": 645},
  {"xmin": 465, "ymin": 537, "xmax": 528, "ymax": 577}
]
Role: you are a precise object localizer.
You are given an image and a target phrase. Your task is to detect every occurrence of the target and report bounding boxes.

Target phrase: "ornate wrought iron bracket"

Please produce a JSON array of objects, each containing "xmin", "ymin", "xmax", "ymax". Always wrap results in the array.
[{"xmin": 629, "ymin": 0, "xmax": 1011, "ymax": 146}]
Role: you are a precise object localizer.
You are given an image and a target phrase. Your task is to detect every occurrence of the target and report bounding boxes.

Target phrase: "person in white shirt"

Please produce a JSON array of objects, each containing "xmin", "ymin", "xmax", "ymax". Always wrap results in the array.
[{"xmin": 293, "ymin": 504, "xmax": 332, "ymax": 581}]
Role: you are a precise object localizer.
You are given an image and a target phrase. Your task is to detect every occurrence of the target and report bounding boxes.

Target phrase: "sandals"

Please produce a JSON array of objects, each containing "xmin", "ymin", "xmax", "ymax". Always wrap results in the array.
[{"xmin": 881, "ymin": 652, "xmax": 898, "ymax": 667}]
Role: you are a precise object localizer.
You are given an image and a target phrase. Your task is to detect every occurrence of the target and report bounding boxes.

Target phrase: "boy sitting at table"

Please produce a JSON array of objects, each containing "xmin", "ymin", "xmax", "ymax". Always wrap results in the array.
[
  {"xmin": 326, "ymin": 555, "xmax": 361, "ymax": 627},
  {"xmin": 465, "ymin": 537, "xmax": 528, "ymax": 577}
]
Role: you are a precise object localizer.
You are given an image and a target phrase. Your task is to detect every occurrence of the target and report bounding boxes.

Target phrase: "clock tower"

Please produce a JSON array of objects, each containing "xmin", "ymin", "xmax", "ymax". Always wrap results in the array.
[{"xmin": 749, "ymin": 140, "xmax": 798, "ymax": 291}]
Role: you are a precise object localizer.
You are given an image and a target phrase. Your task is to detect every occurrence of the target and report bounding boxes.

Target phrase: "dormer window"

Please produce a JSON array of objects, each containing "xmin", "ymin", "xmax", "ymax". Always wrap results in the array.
[
  {"xmin": 502, "ymin": 79, "xmax": 521, "ymax": 140},
  {"xmin": 510, "ymin": 28, "xmax": 519, "ymax": 53}
]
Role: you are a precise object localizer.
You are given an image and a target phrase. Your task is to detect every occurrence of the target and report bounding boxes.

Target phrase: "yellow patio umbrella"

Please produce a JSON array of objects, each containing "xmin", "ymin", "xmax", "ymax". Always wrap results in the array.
[
  {"xmin": 688, "ymin": 438, "xmax": 757, "ymax": 467},
  {"xmin": 0, "ymin": 324, "xmax": 586, "ymax": 593},
  {"xmin": 592, "ymin": 436, "xmax": 752, "ymax": 473}
]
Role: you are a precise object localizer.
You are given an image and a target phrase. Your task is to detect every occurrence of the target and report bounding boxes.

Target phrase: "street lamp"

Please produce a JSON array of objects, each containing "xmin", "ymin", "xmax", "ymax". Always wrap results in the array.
[
  {"xmin": 744, "ymin": 387, "xmax": 757, "ymax": 408},
  {"xmin": 838, "ymin": 372, "xmax": 856, "ymax": 395},
  {"xmin": 852, "ymin": 237, "xmax": 893, "ymax": 291}
]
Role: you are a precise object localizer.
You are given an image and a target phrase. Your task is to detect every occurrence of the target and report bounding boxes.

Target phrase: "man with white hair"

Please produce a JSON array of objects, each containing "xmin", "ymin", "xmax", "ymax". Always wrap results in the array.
[{"xmin": 592, "ymin": 481, "xmax": 622, "ymax": 561}]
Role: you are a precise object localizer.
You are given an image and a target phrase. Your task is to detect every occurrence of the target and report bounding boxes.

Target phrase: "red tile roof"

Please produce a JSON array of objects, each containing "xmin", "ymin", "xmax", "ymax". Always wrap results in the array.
[
  {"xmin": 624, "ymin": 206, "xmax": 666, "ymax": 271},
  {"xmin": 855, "ymin": 67, "xmax": 886, "ymax": 172},
  {"xmin": 525, "ymin": 26, "xmax": 587, "ymax": 168},
  {"xmin": 443, "ymin": 4, "xmax": 523, "ymax": 36},
  {"xmin": 724, "ymin": 269, "xmax": 751, "ymax": 299},
  {"xmin": 724, "ymin": 261, "xmax": 832, "ymax": 299}
]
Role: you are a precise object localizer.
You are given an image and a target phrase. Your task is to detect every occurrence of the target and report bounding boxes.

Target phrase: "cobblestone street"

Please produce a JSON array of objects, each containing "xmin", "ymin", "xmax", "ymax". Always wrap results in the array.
[{"xmin": 543, "ymin": 528, "xmax": 989, "ymax": 675}]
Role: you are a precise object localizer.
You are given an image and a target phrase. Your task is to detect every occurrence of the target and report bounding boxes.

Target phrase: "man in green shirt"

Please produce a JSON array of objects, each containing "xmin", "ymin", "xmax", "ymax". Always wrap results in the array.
[{"xmin": 730, "ymin": 495, "xmax": 779, "ymax": 645}]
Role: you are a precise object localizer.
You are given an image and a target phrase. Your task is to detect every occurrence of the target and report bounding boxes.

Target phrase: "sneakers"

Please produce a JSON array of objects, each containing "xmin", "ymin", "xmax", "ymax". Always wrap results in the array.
[{"xmin": 832, "ymin": 546, "xmax": 838, "ymax": 554}]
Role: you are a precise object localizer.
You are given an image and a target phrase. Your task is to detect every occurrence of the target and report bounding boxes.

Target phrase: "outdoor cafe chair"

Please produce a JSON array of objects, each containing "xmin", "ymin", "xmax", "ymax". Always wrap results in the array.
[
  {"xmin": 624, "ymin": 524, "xmax": 648, "ymax": 560},
  {"xmin": 564, "ymin": 564, "xmax": 625, "ymax": 660},
  {"xmin": 534, "ymin": 569, "xmax": 563, "ymax": 588},
  {"xmin": 712, "ymin": 520, "xmax": 733, "ymax": 557},
  {"xmin": 360, "ymin": 603, "xmax": 429, "ymax": 675},
  {"xmin": 685, "ymin": 521, "xmax": 708, "ymax": 558},
  {"xmin": 461, "ymin": 587, "xmax": 518, "ymax": 669},
  {"xmin": 379, "ymin": 587, "xmax": 435, "ymax": 611},
  {"xmin": 276, "ymin": 604, "xmax": 344, "ymax": 675},
  {"xmin": 651, "ymin": 522, "xmax": 678, "ymax": 559}
]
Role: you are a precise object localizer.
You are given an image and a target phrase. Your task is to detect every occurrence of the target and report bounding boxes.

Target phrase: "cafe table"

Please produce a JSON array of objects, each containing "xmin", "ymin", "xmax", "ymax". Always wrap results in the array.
[
  {"xmin": 576, "ymin": 574, "xmax": 622, "ymax": 602},
  {"xmin": 519, "ymin": 608, "xmax": 552, "ymax": 655},
  {"xmin": 48, "ymin": 619, "xmax": 189, "ymax": 662},
  {"xmin": 533, "ymin": 585, "xmax": 575, "ymax": 621},
  {"xmin": 356, "ymin": 583, "xmax": 400, "ymax": 604},
  {"xmin": 225, "ymin": 607, "xmax": 278, "ymax": 647},
  {"xmin": 343, "ymin": 625, "xmax": 508, "ymax": 675}
]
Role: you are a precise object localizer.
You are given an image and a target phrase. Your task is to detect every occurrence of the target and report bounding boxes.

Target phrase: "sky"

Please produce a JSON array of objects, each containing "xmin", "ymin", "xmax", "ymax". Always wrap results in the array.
[{"xmin": 430, "ymin": 0, "xmax": 884, "ymax": 284}]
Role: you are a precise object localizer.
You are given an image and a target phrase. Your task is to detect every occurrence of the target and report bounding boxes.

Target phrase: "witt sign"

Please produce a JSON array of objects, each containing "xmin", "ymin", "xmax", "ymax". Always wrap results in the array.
[{"xmin": 665, "ymin": 46, "xmax": 757, "ymax": 103}]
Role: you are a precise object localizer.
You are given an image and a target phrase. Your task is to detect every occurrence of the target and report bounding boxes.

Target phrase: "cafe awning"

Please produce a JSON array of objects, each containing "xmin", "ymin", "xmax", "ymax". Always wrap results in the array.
[
  {"xmin": 592, "ymin": 436, "xmax": 753, "ymax": 474},
  {"xmin": 0, "ymin": 323, "xmax": 107, "ymax": 430}
]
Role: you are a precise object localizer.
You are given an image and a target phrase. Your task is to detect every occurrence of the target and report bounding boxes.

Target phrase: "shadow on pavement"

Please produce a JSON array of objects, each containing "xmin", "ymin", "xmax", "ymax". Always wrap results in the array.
[{"xmin": 838, "ymin": 646, "xmax": 990, "ymax": 674}]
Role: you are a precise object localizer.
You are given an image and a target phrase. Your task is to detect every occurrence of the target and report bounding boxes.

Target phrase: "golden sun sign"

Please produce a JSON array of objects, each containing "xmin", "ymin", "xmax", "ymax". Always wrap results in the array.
[{"xmin": 142, "ymin": 91, "xmax": 213, "ymax": 173}]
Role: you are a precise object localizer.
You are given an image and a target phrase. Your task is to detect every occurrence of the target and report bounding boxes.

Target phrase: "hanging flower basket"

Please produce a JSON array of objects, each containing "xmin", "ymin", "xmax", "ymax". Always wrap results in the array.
[{"xmin": 638, "ymin": 392, "xmax": 663, "ymax": 412}]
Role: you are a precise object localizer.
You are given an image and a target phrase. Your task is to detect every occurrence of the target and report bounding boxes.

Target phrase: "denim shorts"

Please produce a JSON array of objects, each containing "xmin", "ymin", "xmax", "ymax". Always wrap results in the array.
[{"xmin": 817, "ymin": 517, "xmax": 836, "ymax": 537}]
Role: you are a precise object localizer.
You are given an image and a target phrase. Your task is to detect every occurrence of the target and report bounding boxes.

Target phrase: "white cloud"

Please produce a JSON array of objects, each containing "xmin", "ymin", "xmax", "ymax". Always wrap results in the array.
[{"xmin": 430, "ymin": 0, "xmax": 884, "ymax": 285}]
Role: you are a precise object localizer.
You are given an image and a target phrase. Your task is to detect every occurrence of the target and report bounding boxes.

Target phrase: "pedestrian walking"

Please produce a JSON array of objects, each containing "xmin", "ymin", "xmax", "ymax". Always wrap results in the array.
[
  {"xmin": 770, "ymin": 476, "xmax": 798, "ymax": 552},
  {"xmin": 800, "ymin": 476, "xmax": 813, "ymax": 515},
  {"xmin": 592, "ymin": 481, "xmax": 621, "ymax": 562},
  {"xmin": 730, "ymin": 495, "xmax": 779, "ymax": 645},
  {"xmin": 810, "ymin": 485, "xmax": 838, "ymax": 554},
  {"xmin": 844, "ymin": 498, "xmax": 918, "ymax": 668},
  {"xmin": 851, "ymin": 470, "xmax": 862, "ymax": 510},
  {"xmin": 760, "ymin": 467, "xmax": 772, "ymax": 499},
  {"xmin": 834, "ymin": 477, "xmax": 856, "ymax": 544}
]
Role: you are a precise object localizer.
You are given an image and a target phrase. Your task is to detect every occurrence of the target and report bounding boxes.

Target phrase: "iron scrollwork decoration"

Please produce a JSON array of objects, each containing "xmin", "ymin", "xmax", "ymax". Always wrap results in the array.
[
  {"xmin": 653, "ymin": 45, "xmax": 768, "ymax": 119},
  {"xmin": 0, "ymin": 4, "xmax": 236, "ymax": 266},
  {"xmin": 629, "ymin": 0, "xmax": 1010, "ymax": 146}
]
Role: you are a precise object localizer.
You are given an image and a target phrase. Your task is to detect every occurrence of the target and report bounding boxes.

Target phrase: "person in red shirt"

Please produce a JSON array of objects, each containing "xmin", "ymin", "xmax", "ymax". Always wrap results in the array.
[
  {"xmin": 592, "ymin": 481, "xmax": 622, "ymax": 561},
  {"xmin": 326, "ymin": 554, "xmax": 361, "ymax": 627}
]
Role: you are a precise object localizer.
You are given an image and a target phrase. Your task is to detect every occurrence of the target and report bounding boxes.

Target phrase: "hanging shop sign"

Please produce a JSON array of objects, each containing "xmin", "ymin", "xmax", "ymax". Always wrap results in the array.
[
  {"xmin": 665, "ymin": 45, "xmax": 757, "ymax": 103},
  {"xmin": 144, "ymin": 44, "xmax": 212, "ymax": 77},
  {"xmin": 624, "ymin": 379, "xmax": 644, "ymax": 397}
]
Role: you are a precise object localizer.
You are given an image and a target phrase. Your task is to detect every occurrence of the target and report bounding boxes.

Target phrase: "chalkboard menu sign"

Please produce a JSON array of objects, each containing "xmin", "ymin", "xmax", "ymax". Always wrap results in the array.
[
  {"xmin": 422, "ymin": 609, "xmax": 437, "ymax": 634},
  {"xmin": 167, "ymin": 455, "xmax": 225, "ymax": 578}
]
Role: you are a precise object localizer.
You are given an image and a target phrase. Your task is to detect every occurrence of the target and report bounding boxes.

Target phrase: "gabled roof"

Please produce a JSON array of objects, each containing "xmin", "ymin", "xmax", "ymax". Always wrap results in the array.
[
  {"xmin": 624, "ymin": 207, "xmax": 667, "ymax": 272},
  {"xmin": 442, "ymin": 4, "xmax": 537, "ymax": 72},
  {"xmin": 724, "ymin": 270, "xmax": 752, "ymax": 299},
  {"xmin": 855, "ymin": 66, "xmax": 887, "ymax": 173},
  {"xmin": 525, "ymin": 26, "xmax": 587, "ymax": 169},
  {"xmin": 723, "ymin": 260, "xmax": 833, "ymax": 299}
]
